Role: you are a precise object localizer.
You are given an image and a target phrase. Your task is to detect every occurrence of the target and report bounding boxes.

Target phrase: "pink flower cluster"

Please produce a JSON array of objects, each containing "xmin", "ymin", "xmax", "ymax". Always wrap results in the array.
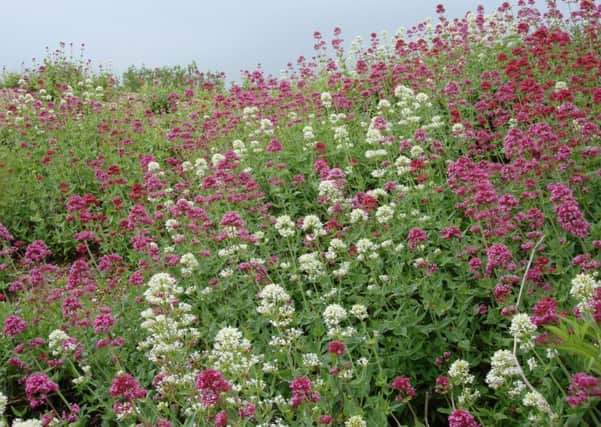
[
  {"xmin": 391, "ymin": 376, "xmax": 417, "ymax": 402},
  {"xmin": 290, "ymin": 375, "xmax": 320, "ymax": 407},
  {"xmin": 195, "ymin": 368, "xmax": 232, "ymax": 407},
  {"xmin": 24, "ymin": 372, "xmax": 59, "ymax": 407},
  {"xmin": 566, "ymin": 372, "xmax": 601, "ymax": 407}
]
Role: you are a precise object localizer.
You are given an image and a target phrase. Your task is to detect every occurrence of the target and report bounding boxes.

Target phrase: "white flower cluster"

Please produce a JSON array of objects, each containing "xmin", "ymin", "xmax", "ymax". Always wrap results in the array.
[
  {"xmin": 393, "ymin": 85, "xmax": 431, "ymax": 126},
  {"xmin": 394, "ymin": 155, "xmax": 411, "ymax": 175},
  {"xmin": 302, "ymin": 125, "xmax": 314, "ymax": 141},
  {"xmin": 448, "ymin": 359, "xmax": 479, "ymax": 406},
  {"xmin": 333, "ymin": 261, "xmax": 351, "ymax": 278},
  {"xmin": 318, "ymin": 180, "xmax": 344, "ymax": 202},
  {"xmin": 193, "ymin": 158, "xmax": 208, "ymax": 177},
  {"xmin": 375, "ymin": 204, "xmax": 395, "ymax": 224},
  {"xmin": 349, "ymin": 208, "xmax": 369, "ymax": 223},
  {"xmin": 274, "ymin": 215, "xmax": 296, "ymax": 237},
  {"xmin": 11, "ymin": 420, "xmax": 43, "ymax": 427},
  {"xmin": 321, "ymin": 92, "xmax": 332, "ymax": 108},
  {"xmin": 570, "ymin": 273, "xmax": 600, "ymax": 305},
  {"xmin": 350, "ymin": 304, "xmax": 368, "ymax": 320},
  {"xmin": 333, "ymin": 125, "xmax": 352, "ymax": 149},
  {"xmin": 48, "ymin": 329, "xmax": 74, "ymax": 356},
  {"xmin": 208, "ymin": 326, "xmax": 262, "ymax": 377},
  {"xmin": 345, "ymin": 415, "xmax": 367, "ymax": 427},
  {"xmin": 323, "ymin": 303, "xmax": 356, "ymax": 337},
  {"xmin": 139, "ymin": 272, "xmax": 199, "ymax": 391},
  {"xmin": 242, "ymin": 106, "xmax": 258, "ymax": 122},
  {"xmin": 302, "ymin": 353, "xmax": 320, "ymax": 368},
  {"xmin": 448, "ymin": 359, "xmax": 474, "ymax": 385},
  {"xmin": 365, "ymin": 149, "xmax": 388, "ymax": 159},
  {"xmin": 325, "ymin": 238, "xmax": 347, "ymax": 261},
  {"xmin": 302, "ymin": 215, "xmax": 325, "ymax": 235},
  {"xmin": 0, "ymin": 391, "xmax": 6, "ymax": 417},
  {"xmin": 323, "ymin": 304, "xmax": 347, "ymax": 329},
  {"xmin": 355, "ymin": 238, "xmax": 379, "ymax": 261},
  {"xmin": 217, "ymin": 243, "xmax": 248, "ymax": 258},
  {"xmin": 509, "ymin": 313, "xmax": 537, "ymax": 349},
  {"xmin": 257, "ymin": 284, "xmax": 295, "ymax": 327},
  {"xmin": 298, "ymin": 252, "xmax": 325, "ymax": 281},
  {"xmin": 143, "ymin": 273, "xmax": 182, "ymax": 306},
  {"xmin": 486, "ymin": 350, "xmax": 520, "ymax": 390},
  {"xmin": 268, "ymin": 328, "xmax": 303, "ymax": 347},
  {"xmin": 180, "ymin": 252, "xmax": 199, "ymax": 277},
  {"xmin": 259, "ymin": 118, "xmax": 274, "ymax": 135}
]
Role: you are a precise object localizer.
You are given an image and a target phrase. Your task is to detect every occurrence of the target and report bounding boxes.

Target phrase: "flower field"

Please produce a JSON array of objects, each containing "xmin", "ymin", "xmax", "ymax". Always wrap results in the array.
[{"xmin": 1, "ymin": 1, "xmax": 601, "ymax": 425}]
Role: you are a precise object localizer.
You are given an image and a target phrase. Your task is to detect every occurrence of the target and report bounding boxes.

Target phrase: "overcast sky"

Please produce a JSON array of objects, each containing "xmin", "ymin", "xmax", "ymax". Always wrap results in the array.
[{"xmin": 1, "ymin": 0, "xmax": 567, "ymax": 82}]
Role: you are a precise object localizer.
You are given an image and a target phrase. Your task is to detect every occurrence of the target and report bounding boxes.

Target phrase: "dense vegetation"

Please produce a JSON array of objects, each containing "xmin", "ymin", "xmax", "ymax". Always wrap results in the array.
[{"xmin": 1, "ymin": 1, "xmax": 601, "ymax": 425}]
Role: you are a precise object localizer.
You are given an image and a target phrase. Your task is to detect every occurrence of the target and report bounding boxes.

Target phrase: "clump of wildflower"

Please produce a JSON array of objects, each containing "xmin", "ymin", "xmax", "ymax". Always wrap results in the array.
[
  {"xmin": 290, "ymin": 376, "xmax": 320, "ymax": 407},
  {"xmin": 11, "ymin": 420, "xmax": 43, "ymax": 427},
  {"xmin": 509, "ymin": 313, "xmax": 537, "ymax": 349},
  {"xmin": 530, "ymin": 297, "xmax": 559, "ymax": 326},
  {"xmin": 109, "ymin": 372, "xmax": 147, "ymax": 419},
  {"xmin": 321, "ymin": 92, "xmax": 332, "ymax": 108},
  {"xmin": 180, "ymin": 252, "xmax": 199, "ymax": 276},
  {"xmin": 570, "ymin": 273, "xmax": 600, "ymax": 305},
  {"xmin": 109, "ymin": 372, "xmax": 147, "ymax": 400},
  {"xmin": 298, "ymin": 252, "xmax": 324, "ymax": 281},
  {"xmin": 48, "ymin": 329, "xmax": 75, "ymax": 355},
  {"xmin": 448, "ymin": 360, "xmax": 479, "ymax": 405},
  {"xmin": 391, "ymin": 376, "xmax": 417, "ymax": 402},
  {"xmin": 345, "ymin": 415, "xmax": 366, "ymax": 427},
  {"xmin": 522, "ymin": 391, "xmax": 553, "ymax": 417},
  {"xmin": 448, "ymin": 360, "xmax": 474, "ymax": 386},
  {"xmin": 566, "ymin": 372, "xmax": 601, "ymax": 407},
  {"xmin": 323, "ymin": 304, "xmax": 347, "ymax": 331},
  {"xmin": 407, "ymin": 227, "xmax": 427, "ymax": 249},
  {"xmin": 0, "ymin": 391, "xmax": 7, "ymax": 416},
  {"xmin": 448, "ymin": 409, "xmax": 481, "ymax": 427},
  {"xmin": 350, "ymin": 304, "xmax": 368, "ymax": 320},
  {"xmin": 23, "ymin": 240, "xmax": 51, "ymax": 264},
  {"xmin": 208, "ymin": 326, "xmax": 261, "ymax": 377},
  {"xmin": 24, "ymin": 373, "xmax": 59, "ymax": 408},
  {"xmin": 486, "ymin": 350, "xmax": 519, "ymax": 389},
  {"xmin": 327, "ymin": 340, "xmax": 347, "ymax": 356},
  {"xmin": 3, "ymin": 314, "xmax": 27, "ymax": 336},
  {"xmin": 302, "ymin": 353, "xmax": 320, "ymax": 368},
  {"xmin": 274, "ymin": 215, "xmax": 296, "ymax": 237},
  {"xmin": 195, "ymin": 368, "xmax": 231, "ymax": 407},
  {"xmin": 257, "ymin": 283, "xmax": 295, "ymax": 327}
]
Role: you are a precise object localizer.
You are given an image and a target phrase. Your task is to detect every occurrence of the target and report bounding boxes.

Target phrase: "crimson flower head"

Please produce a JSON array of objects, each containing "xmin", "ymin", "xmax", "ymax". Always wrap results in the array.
[
  {"xmin": 3, "ymin": 314, "xmax": 27, "ymax": 336},
  {"xmin": 391, "ymin": 376, "xmax": 417, "ymax": 402},
  {"xmin": 196, "ymin": 368, "xmax": 231, "ymax": 407},
  {"xmin": 327, "ymin": 340, "xmax": 346, "ymax": 356},
  {"xmin": 448, "ymin": 408, "xmax": 481, "ymax": 427},
  {"xmin": 109, "ymin": 373, "xmax": 147, "ymax": 401},
  {"xmin": 25, "ymin": 372, "xmax": 59, "ymax": 408}
]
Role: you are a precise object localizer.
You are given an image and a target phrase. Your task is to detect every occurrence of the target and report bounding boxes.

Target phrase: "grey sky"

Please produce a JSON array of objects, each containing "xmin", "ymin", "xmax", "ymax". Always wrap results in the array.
[{"xmin": 1, "ymin": 0, "xmax": 566, "ymax": 82}]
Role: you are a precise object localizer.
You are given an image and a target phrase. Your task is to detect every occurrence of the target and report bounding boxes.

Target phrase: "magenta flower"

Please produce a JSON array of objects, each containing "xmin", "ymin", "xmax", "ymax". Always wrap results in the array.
[
  {"xmin": 23, "ymin": 240, "xmax": 52, "ymax": 264},
  {"xmin": 448, "ymin": 408, "xmax": 481, "ymax": 427},
  {"xmin": 407, "ymin": 227, "xmax": 428, "ymax": 249},
  {"xmin": 391, "ymin": 376, "xmax": 417, "ymax": 402},
  {"xmin": 195, "ymin": 368, "xmax": 231, "ymax": 407},
  {"xmin": 25, "ymin": 372, "xmax": 59, "ymax": 408},
  {"xmin": 566, "ymin": 372, "xmax": 601, "ymax": 407},
  {"xmin": 266, "ymin": 138, "xmax": 283, "ymax": 152},
  {"xmin": 327, "ymin": 340, "xmax": 346, "ymax": 356},
  {"xmin": 93, "ymin": 313, "xmax": 115, "ymax": 333},
  {"xmin": 3, "ymin": 314, "xmax": 27, "ymax": 336},
  {"xmin": 214, "ymin": 410, "xmax": 228, "ymax": 426},
  {"xmin": 109, "ymin": 373, "xmax": 147, "ymax": 400},
  {"xmin": 290, "ymin": 375, "xmax": 320, "ymax": 407}
]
